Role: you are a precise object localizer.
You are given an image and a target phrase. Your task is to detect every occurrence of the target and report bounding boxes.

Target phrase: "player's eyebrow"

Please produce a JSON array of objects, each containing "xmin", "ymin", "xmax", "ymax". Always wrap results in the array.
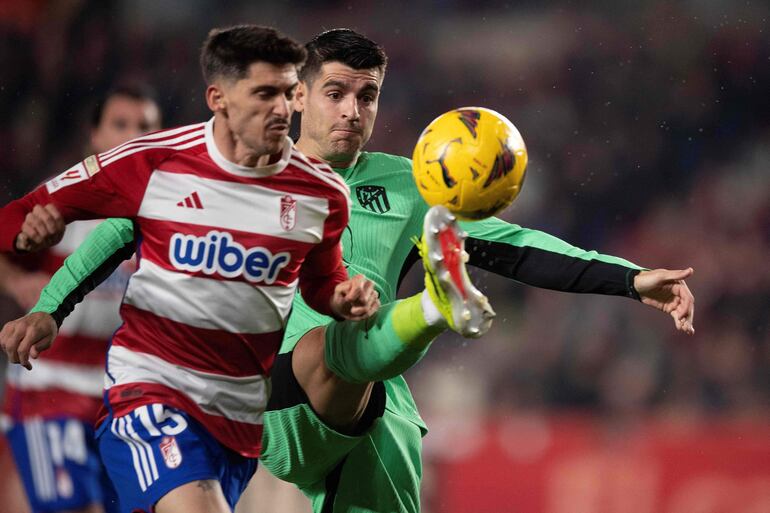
[
  {"xmin": 252, "ymin": 82, "xmax": 298, "ymax": 95},
  {"xmin": 251, "ymin": 85, "xmax": 279, "ymax": 95},
  {"xmin": 360, "ymin": 83, "xmax": 380, "ymax": 95},
  {"xmin": 322, "ymin": 80, "xmax": 350, "ymax": 90}
]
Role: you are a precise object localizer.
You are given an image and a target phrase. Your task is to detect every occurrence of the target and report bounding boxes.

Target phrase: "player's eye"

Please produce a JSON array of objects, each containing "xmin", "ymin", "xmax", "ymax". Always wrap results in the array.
[
  {"xmin": 327, "ymin": 91, "xmax": 342, "ymax": 101},
  {"xmin": 113, "ymin": 119, "xmax": 128, "ymax": 130},
  {"xmin": 361, "ymin": 95, "xmax": 375, "ymax": 104}
]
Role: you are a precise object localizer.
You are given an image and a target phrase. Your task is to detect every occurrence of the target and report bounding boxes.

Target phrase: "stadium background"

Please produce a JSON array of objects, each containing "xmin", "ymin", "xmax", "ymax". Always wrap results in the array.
[{"xmin": 0, "ymin": 1, "xmax": 768, "ymax": 512}]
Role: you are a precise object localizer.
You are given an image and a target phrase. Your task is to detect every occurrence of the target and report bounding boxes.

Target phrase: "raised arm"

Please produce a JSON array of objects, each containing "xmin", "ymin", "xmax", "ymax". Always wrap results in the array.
[
  {"xmin": 0, "ymin": 141, "xmax": 157, "ymax": 253},
  {"xmin": 461, "ymin": 216, "xmax": 642, "ymax": 297},
  {"xmin": 460, "ymin": 216, "xmax": 694, "ymax": 334}
]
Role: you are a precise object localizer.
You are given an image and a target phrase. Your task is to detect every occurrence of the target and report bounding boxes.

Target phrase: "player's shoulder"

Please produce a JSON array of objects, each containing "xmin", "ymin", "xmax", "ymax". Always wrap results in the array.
[
  {"xmin": 289, "ymin": 147, "xmax": 350, "ymax": 202},
  {"xmin": 96, "ymin": 122, "xmax": 207, "ymax": 167},
  {"xmin": 360, "ymin": 151, "xmax": 412, "ymax": 174}
]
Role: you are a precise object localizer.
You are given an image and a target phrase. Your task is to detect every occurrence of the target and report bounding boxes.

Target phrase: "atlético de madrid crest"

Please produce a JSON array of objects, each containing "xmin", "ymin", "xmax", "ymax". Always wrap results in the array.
[
  {"xmin": 281, "ymin": 195, "xmax": 297, "ymax": 231},
  {"xmin": 356, "ymin": 185, "xmax": 390, "ymax": 214}
]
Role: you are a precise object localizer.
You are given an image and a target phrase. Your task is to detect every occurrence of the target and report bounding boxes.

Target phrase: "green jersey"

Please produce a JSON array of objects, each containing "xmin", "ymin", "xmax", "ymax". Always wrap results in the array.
[{"xmin": 282, "ymin": 151, "xmax": 642, "ymax": 431}]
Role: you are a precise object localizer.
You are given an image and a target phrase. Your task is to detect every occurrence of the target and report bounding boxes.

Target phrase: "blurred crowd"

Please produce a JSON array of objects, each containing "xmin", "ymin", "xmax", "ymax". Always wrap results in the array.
[{"xmin": 0, "ymin": 0, "xmax": 768, "ymax": 425}]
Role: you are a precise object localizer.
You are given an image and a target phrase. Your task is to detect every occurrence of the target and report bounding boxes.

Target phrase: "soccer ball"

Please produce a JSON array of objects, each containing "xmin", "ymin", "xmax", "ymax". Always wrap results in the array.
[{"xmin": 412, "ymin": 107, "xmax": 528, "ymax": 220}]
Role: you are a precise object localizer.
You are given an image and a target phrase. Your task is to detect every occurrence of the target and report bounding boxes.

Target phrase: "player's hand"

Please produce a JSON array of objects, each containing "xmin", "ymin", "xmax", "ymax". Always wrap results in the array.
[
  {"xmin": 4, "ymin": 272, "xmax": 51, "ymax": 311},
  {"xmin": 0, "ymin": 312, "xmax": 58, "ymax": 370},
  {"xmin": 330, "ymin": 274, "xmax": 380, "ymax": 321},
  {"xmin": 634, "ymin": 268, "xmax": 695, "ymax": 335},
  {"xmin": 15, "ymin": 204, "xmax": 65, "ymax": 252}
]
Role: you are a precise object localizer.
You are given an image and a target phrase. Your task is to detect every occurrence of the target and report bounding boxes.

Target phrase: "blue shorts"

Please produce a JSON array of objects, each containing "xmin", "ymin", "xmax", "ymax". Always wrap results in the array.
[
  {"xmin": 5, "ymin": 417, "xmax": 118, "ymax": 513},
  {"xmin": 96, "ymin": 403, "xmax": 257, "ymax": 513}
]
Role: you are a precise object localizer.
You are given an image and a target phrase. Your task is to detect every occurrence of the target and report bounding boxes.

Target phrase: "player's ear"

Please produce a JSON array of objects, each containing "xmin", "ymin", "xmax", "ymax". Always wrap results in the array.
[
  {"xmin": 206, "ymin": 84, "xmax": 226, "ymax": 113},
  {"xmin": 293, "ymin": 82, "xmax": 307, "ymax": 113}
]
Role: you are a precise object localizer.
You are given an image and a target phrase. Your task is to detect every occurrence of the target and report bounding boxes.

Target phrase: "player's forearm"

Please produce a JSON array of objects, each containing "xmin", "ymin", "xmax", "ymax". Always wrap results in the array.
[
  {"xmin": 0, "ymin": 187, "xmax": 51, "ymax": 252},
  {"xmin": 461, "ymin": 218, "xmax": 643, "ymax": 299},
  {"xmin": 31, "ymin": 218, "xmax": 135, "ymax": 326}
]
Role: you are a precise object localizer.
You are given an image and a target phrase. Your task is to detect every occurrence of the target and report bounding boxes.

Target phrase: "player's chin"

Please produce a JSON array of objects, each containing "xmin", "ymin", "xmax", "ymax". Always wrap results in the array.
[
  {"xmin": 262, "ymin": 135, "xmax": 286, "ymax": 154},
  {"xmin": 329, "ymin": 141, "xmax": 361, "ymax": 161}
]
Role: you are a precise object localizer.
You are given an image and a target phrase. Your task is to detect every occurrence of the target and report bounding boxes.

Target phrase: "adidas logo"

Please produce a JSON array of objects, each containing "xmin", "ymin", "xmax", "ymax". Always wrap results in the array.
[{"xmin": 177, "ymin": 191, "xmax": 203, "ymax": 209}]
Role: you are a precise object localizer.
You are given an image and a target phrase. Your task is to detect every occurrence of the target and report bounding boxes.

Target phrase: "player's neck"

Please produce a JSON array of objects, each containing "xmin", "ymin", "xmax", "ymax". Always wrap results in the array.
[
  {"xmin": 212, "ymin": 117, "xmax": 276, "ymax": 168},
  {"xmin": 295, "ymin": 137, "xmax": 359, "ymax": 169}
]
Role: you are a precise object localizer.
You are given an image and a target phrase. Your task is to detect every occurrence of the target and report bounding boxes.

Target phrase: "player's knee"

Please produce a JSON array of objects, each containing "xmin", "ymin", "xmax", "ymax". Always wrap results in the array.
[{"xmin": 294, "ymin": 327, "xmax": 339, "ymax": 387}]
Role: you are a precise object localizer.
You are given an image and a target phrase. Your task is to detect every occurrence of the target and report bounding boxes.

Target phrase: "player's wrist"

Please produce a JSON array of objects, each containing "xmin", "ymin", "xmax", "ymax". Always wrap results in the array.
[{"xmin": 627, "ymin": 269, "xmax": 643, "ymax": 301}]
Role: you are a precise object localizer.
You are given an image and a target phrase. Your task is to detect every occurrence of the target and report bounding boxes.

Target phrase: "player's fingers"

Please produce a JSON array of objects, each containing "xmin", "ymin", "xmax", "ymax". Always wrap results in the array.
[
  {"xmin": 360, "ymin": 279, "xmax": 375, "ymax": 300},
  {"xmin": 671, "ymin": 311, "xmax": 686, "ymax": 332},
  {"xmin": 15, "ymin": 232, "xmax": 31, "ymax": 251},
  {"xmin": 351, "ymin": 296, "xmax": 380, "ymax": 317},
  {"xmin": 345, "ymin": 281, "xmax": 363, "ymax": 303},
  {"xmin": 675, "ymin": 300, "xmax": 690, "ymax": 323},
  {"xmin": 30, "ymin": 342, "xmax": 45, "ymax": 360},
  {"xmin": 365, "ymin": 289, "xmax": 379, "ymax": 310},
  {"xmin": 682, "ymin": 284, "xmax": 695, "ymax": 334},
  {"xmin": 2, "ymin": 322, "xmax": 25, "ymax": 364},
  {"xmin": 33, "ymin": 204, "xmax": 58, "ymax": 236},
  {"xmin": 335, "ymin": 278, "xmax": 353, "ymax": 295},
  {"xmin": 30, "ymin": 334, "xmax": 53, "ymax": 360},
  {"xmin": 23, "ymin": 213, "xmax": 52, "ymax": 247},
  {"xmin": 21, "ymin": 219, "xmax": 46, "ymax": 246},
  {"xmin": 352, "ymin": 281, "xmax": 376, "ymax": 306},
  {"xmin": 43, "ymin": 203, "xmax": 64, "ymax": 230},
  {"xmin": 30, "ymin": 205, "xmax": 50, "ymax": 232},
  {"xmin": 16, "ymin": 325, "xmax": 43, "ymax": 369}
]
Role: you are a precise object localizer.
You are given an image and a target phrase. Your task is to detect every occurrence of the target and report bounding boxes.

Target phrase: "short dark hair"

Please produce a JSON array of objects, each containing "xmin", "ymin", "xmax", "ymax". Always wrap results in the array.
[
  {"xmin": 91, "ymin": 83, "xmax": 158, "ymax": 128},
  {"xmin": 300, "ymin": 28, "xmax": 387, "ymax": 84},
  {"xmin": 200, "ymin": 25, "xmax": 306, "ymax": 84}
]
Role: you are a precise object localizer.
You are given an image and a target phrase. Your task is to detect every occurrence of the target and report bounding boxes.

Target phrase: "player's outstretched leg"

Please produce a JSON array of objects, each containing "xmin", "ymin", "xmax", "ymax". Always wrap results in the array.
[
  {"xmin": 261, "ymin": 206, "xmax": 497, "ymax": 489},
  {"xmin": 290, "ymin": 206, "xmax": 495, "ymax": 431}
]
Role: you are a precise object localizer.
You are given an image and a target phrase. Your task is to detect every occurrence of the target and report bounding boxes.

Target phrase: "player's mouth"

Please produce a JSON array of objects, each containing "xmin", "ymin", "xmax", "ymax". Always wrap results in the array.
[
  {"xmin": 332, "ymin": 127, "xmax": 362, "ymax": 136},
  {"xmin": 267, "ymin": 121, "xmax": 289, "ymax": 133}
]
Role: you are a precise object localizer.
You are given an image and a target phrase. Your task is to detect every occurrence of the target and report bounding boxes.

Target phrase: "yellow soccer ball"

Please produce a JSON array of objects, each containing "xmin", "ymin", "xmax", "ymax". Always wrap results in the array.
[{"xmin": 412, "ymin": 107, "xmax": 528, "ymax": 220}]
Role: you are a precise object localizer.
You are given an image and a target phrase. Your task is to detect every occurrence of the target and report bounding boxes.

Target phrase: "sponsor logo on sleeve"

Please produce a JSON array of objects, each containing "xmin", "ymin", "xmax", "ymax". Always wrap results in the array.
[
  {"xmin": 83, "ymin": 154, "xmax": 101, "ymax": 176},
  {"xmin": 169, "ymin": 230, "xmax": 291, "ymax": 284},
  {"xmin": 45, "ymin": 163, "xmax": 89, "ymax": 193}
]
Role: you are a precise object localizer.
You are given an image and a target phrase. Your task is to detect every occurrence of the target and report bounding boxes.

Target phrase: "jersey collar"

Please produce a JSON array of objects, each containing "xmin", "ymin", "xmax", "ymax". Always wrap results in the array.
[{"xmin": 205, "ymin": 117, "xmax": 292, "ymax": 178}]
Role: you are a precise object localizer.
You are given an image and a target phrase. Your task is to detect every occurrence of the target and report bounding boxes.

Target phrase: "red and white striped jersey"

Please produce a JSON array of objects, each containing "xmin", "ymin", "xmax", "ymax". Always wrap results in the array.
[
  {"xmin": 2, "ymin": 221, "xmax": 134, "ymax": 425},
  {"xmin": 0, "ymin": 119, "xmax": 351, "ymax": 457}
]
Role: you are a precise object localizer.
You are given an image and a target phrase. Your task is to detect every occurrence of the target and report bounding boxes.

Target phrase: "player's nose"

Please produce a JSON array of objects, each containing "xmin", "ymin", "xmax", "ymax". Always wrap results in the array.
[
  {"xmin": 273, "ymin": 95, "xmax": 291, "ymax": 118},
  {"xmin": 341, "ymin": 96, "xmax": 360, "ymax": 121}
]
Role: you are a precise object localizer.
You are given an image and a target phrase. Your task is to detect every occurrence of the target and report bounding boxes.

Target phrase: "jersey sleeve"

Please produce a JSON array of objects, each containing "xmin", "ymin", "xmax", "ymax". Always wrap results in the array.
[
  {"xmin": 31, "ymin": 218, "xmax": 136, "ymax": 326},
  {"xmin": 298, "ymin": 188, "xmax": 351, "ymax": 317},
  {"xmin": 459, "ymin": 216, "xmax": 645, "ymax": 299},
  {"xmin": 0, "ymin": 148, "xmax": 156, "ymax": 251}
]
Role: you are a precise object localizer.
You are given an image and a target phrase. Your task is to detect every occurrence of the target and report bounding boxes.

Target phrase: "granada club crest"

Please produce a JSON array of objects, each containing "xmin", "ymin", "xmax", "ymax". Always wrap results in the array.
[
  {"xmin": 160, "ymin": 436, "xmax": 182, "ymax": 469},
  {"xmin": 280, "ymin": 195, "xmax": 297, "ymax": 231}
]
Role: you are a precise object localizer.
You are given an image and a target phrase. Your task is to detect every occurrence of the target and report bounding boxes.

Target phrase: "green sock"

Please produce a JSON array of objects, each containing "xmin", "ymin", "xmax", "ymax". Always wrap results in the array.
[{"xmin": 324, "ymin": 294, "xmax": 444, "ymax": 383}]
